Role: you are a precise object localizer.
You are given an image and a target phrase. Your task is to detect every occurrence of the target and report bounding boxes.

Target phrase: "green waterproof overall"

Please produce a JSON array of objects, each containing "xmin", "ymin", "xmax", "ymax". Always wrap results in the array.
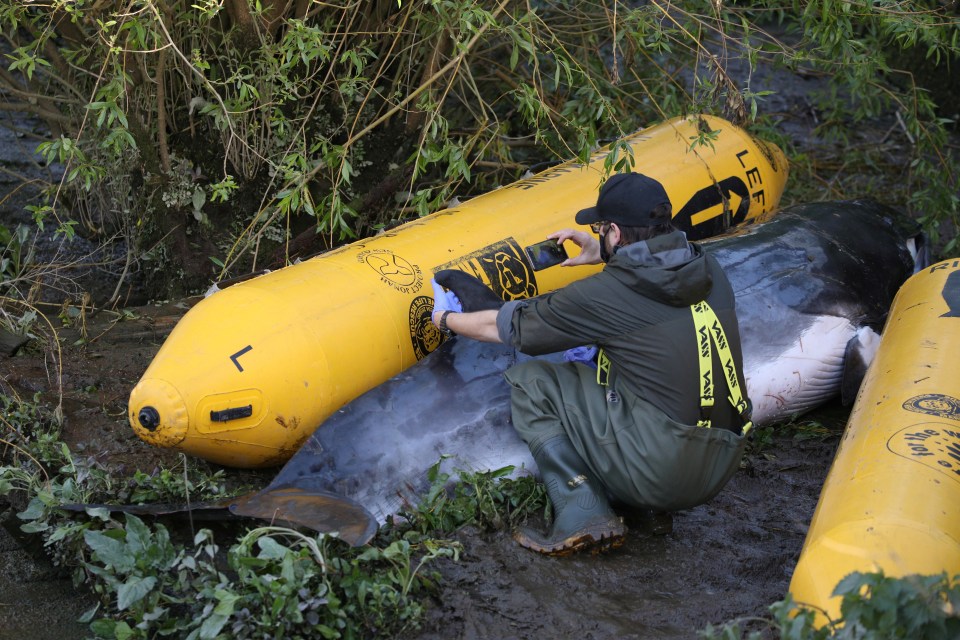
[
  {"xmin": 496, "ymin": 232, "xmax": 750, "ymax": 512},
  {"xmin": 505, "ymin": 301, "xmax": 750, "ymax": 512}
]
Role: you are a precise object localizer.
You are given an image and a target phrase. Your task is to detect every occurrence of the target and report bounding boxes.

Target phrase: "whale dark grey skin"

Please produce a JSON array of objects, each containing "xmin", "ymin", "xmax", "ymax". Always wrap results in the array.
[{"xmin": 230, "ymin": 200, "xmax": 927, "ymax": 545}]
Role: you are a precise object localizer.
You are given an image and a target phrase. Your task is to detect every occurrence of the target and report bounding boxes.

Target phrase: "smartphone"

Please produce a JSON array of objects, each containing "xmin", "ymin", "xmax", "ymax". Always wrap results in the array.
[{"xmin": 524, "ymin": 239, "xmax": 569, "ymax": 271}]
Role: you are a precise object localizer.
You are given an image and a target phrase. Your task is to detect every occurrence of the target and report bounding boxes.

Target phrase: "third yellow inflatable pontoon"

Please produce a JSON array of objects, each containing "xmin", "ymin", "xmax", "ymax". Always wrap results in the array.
[
  {"xmin": 789, "ymin": 258, "xmax": 960, "ymax": 621},
  {"xmin": 128, "ymin": 115, "xmax": 787, "ymax": 468}
]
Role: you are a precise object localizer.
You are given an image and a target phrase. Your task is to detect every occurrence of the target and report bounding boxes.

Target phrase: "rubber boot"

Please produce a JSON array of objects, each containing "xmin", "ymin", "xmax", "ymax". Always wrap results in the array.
[{"xmin": 514, "ymin": 435, "xmax": 626, "ymax": 556}]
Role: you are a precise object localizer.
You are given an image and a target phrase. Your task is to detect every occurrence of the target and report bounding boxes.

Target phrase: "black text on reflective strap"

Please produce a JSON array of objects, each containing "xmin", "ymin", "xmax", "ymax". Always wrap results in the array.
[{"xmin": 690, "ymin": 302, "xmax": 752, "ymax": 436}]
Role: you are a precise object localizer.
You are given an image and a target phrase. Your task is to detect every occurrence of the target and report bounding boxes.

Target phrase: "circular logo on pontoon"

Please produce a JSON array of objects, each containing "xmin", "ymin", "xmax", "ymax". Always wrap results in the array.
[
  {"xmin": 409, "ymin": 296, "xmax": 445, "ymax": 360},
  {"xmin": 902, "ymin": 394, "xmax": 960, "ymax": 422},
  {"xmin": 887, "ymin": 422, "xmax": 960, "ymax": 484},
  {"xmin": 358, "ymin": 249, "xmax": 423, "ymax": 293}
]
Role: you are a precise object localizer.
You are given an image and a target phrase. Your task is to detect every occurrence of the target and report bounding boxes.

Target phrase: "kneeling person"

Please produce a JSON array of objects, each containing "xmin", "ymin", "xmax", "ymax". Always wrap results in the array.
[{"xmin": 431, "ymin": 172, "xmax": 752, "ymax": 556}]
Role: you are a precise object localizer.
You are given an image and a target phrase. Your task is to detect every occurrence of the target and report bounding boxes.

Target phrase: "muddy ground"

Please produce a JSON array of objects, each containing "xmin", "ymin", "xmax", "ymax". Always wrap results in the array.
[{"xmin": 0, "ymin": 299, "xmax": 844, "ymax": 640}]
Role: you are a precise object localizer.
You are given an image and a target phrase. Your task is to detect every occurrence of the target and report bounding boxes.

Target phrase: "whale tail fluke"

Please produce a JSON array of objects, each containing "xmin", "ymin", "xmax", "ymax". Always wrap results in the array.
[{"xmin": 230, "ymin": 485, "xmax": 379, "ymax": 546}]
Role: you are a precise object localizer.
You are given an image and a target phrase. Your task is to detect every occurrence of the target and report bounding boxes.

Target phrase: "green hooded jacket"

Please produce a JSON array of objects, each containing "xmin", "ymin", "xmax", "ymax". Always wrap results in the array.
[{"xmin": 496, "ymin": 230, "xmax": 748, "ymax": 431}]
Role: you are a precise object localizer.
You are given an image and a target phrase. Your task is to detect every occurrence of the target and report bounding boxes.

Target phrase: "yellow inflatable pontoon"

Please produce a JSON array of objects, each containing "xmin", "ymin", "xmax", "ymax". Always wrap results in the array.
[
  {"xmin": 128, "ymin": 115, "xmax": 788, "ymax": 468},
  {"xmin": 789, "ymin": 258, "xmax": 960, "ymax": 621}
]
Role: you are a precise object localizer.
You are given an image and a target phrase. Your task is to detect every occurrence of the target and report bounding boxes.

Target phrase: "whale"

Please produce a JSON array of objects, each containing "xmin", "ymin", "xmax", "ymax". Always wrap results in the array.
[{"xmin": 230, "ymin": 199, "xmax": 927, "ymax": 545}]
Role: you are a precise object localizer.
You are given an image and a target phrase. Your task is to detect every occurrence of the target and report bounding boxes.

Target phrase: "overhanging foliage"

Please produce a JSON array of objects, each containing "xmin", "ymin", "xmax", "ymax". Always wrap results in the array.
[{"xmin": 0, "ymin": 0, "xmax": 957, "ymax": 299}]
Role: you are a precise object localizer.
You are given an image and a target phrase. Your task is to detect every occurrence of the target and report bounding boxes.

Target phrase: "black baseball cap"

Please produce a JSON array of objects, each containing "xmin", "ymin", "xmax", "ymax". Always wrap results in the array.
[{"xmin": 575, "ymin": 172, "xmax": 672, "ymax": 227}]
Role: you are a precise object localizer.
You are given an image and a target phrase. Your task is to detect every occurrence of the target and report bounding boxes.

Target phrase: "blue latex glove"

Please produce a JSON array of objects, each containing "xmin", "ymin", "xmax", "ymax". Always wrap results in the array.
[
  {"xmin": 431, "ymin": 279, "xmax": 462, "ymax": 323},
  {"xmin": 563, "ymin": 345, "xmax": 598, "ymax": 368}
]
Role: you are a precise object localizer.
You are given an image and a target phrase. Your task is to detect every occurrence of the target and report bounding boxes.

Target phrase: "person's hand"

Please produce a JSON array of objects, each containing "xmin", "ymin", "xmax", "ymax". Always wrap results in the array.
[
  {"xmin": 431, "ymin": 279, "xmax": 462, "ymax": 326},
  {"xmin": 547, "ymin": 228, "xmax": 602, "ymax": 266}
]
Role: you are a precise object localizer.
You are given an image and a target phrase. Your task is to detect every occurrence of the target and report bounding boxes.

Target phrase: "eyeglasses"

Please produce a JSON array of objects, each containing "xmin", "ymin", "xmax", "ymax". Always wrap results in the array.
[{"xmin": 590, "ymin": 222, "xmax": 610, "ymax": 235}]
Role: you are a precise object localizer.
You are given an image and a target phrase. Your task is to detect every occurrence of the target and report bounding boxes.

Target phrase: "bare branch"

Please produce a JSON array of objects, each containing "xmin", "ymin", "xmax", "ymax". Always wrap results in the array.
[
  {"xmin": 0, "ymin": 101, "xmax": 75, "ymax": 128},
  {"xmin": 156, "ymin": 48, "xmax": 171, "ymax": 174}
]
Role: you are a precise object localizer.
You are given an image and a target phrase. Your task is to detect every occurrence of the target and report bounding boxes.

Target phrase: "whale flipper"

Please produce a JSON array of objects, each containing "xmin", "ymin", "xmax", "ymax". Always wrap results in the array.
[{"xmin": 841, "ymin": 326, "xmax": 881, "ymax": 405}]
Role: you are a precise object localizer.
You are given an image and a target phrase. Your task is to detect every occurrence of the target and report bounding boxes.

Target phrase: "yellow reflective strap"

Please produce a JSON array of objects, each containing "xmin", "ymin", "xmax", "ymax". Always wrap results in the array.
[
  {"xmin": 690, "ymin": 301, "xmax": 751, "ymax": 436},
  {"xmin": 691, "ymin": 301, "xmax": 714, "ymax": 428},
  {"xmin": 596, "ymin": 348, "xmax": 611, "ymax": 387}
]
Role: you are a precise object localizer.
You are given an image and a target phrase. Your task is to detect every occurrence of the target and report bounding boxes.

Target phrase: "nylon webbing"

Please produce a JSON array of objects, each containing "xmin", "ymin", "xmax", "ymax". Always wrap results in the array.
[
  {"xmin": 596, "ymin": 348, "xmax": 611, "ymax": 387},
  {"xmin": 691, "ymin": 301, "xmax": 753, "ymax": 436}
]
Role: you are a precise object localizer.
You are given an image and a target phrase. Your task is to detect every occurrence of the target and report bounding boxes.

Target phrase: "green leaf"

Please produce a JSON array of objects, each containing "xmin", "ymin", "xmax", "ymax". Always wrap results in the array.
[
  {"xmin": 89, "ymin": 619, "xmax": 116, "ymax": 638},
  {"xmin": 382, "ymin": 539, "xmax": 410, "ymax": 561},
  {"xmin": 78, "ymin": 602, "xmax": 101, "ymax": 624},
  {"xmin": 192, "ymin": 188, "xmax": 206, "ymax": 215},
  {"xmin": 257, "ymin": 536, "xmax": 289, "ymax": 559},
  {"xmin": 113, "ymin": 621, "xmax": 134, "ymax": 640},
  {"xmin": 123, "ymin": 514, "xmax": 151, "ymax": 554},
  {"xmin": 357, "ymin": 547, "xmax": 383, "ymax": 562},
  {"xmin": 84, "ymin": 530, "xmax": 136, "ymax": 573},
  {"xmin": 212, "ymin": 590, "xmax": 239, "ymax": 616},
  {"xmin": 199, "ymin": 613, "xmax": 230, "ymax": 639},
  {"xmin": 85, "ymin": 506, "xmax": 113, "ymax": 521},
  {"xmin": 832, "ymin": 570, "xmax": 868, "ymax": 597},
  {"xmin": 117, "ymin": 575, "xmax": 157, "ymax": 610},
  {"xmin": 20, "ymin": 520, "xmax": 49, "ymax": 534},
  {"xmin": 17, "ymin": 496, "xmax": 46, "ymax": 521}
]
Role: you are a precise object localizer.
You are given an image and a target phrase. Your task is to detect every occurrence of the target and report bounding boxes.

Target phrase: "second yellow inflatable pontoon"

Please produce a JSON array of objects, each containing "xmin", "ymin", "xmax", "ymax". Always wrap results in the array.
[
  {"xmin": 789, "ymin": 258, "xmax": 960, "ymax": 622},
  {"xmin": 128, "ymin": 115, "xmax": 787, "ymax": 468}
]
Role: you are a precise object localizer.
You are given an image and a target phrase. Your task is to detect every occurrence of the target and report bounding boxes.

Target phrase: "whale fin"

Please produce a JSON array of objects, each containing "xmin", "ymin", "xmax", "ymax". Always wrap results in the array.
[
  {"xmin": 435, "ymin": 269, "xmax": 505, "ymax": 311},
  {"xmin": 229, "ymin": 485, "xmax": 379, "ymax": 546},
  {"xmin": 841, "ymin": 326, "xmax": 881, "ymax": 405}
]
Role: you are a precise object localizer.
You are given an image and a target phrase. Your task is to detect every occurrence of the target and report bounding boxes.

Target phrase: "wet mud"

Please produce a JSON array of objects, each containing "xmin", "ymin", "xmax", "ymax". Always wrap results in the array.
[
  {"xmin": 409, "ymin": 434, "xmax": 837, "ymax": 639},
  {"xmin": 0, "ymin": 514, "xmax": 93, "ymax": 640},
  {"xmin": 0, "ymin": 303, "xmax": 844, "ymax": 639}
]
